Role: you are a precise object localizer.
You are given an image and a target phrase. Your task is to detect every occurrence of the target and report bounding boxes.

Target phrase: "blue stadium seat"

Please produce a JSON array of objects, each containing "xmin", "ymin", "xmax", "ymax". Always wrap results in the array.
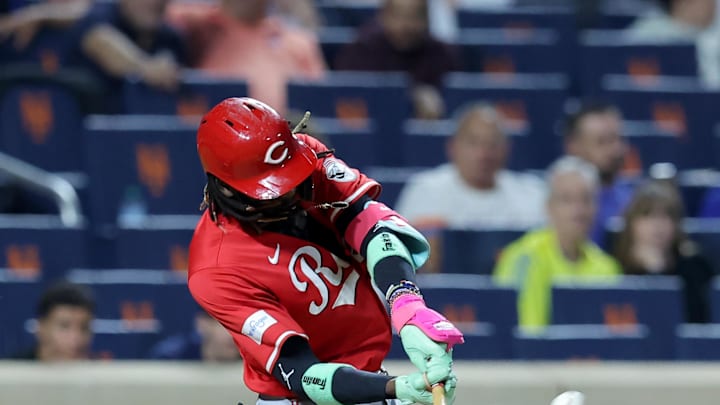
[
  {"xmin": 114, "ymin": 223, "xmax": 196, "ymax": 270},
  {"xmin": 123, "ymin": 71, "xmax": 248, "ymax": 116},
  {"xmin": 442, "ymin": 73, "xmax": 568, "ymax": 165},
  {"xmin": 66, "ymin": 269, "xmax": 196, "ymax": 337},
  {"xmin": 386, "ymin": 325, "xmax": 500, "ymax": 360},
  {"xmin": 551, "ymin": 276, "xmax": 683, "ymax": 359},
  {"xmin": 0, "ymin": 279, "xmax": 43, "ymax": 358},
  {"xmin": 0, "ymin": 217, "xmax": 87, "ymax": 281},
  {"xmin": 441, "ymin": 229, "xmax": 526, "ymax": 275},
  {"xmin": 0, "ymin": 84, "xmax": 85, "ymax": 171},
  {"xmin": 686, "ymin": 220, "xmax": 720, "ymax": 274},
  {"xmin": 92, "ymin": 328, "xmax": 163, "ymax": 360},
  {"xmin": 675, "ymin": 324, "xmax": 720, "ymax": 361},
  {"xmin": 623, "ymin": 121, "xmax": 690, "ymax": 171},
  {"xmin": 580, "ymin": 31, "xmax": 697, "ymax": 94},
  {"xmin": 513, "ymin": 324, "xmax": 652, "ymax": 360},
  {"xmin": 402, "ymin": 118, "xmax": 552, "ymax": 169},
  {"xmin": 364, "ymin": 166, "xmax": 417, "ymax": 207},
  {"xmin": 601, "ymin": 76, "xmax": 716, "ymax": 169},
  {"xmin": 311, "ymin": 117, "xmax": 378, "ymax": 170},
  {"xmin": 83, "ymin": 115, "xmax": 206, "ymax": 226},
  {"xmin": 458, "ymin": 28, "xmax": 568, "ymax": 74},
  {"xmin": 287, "ymin": 72, "xmax": 411, "ymax": 166},
  {"xmin": 415, "ymin": 274, "xmax": 517, "ymax": 358},
  {"xmin": 457, "ymin": 7, "xmax": 575, "ymax": 39},
  {"xmin": 317, "ymin": 2, "xmax": 377, "ymax": 27}
]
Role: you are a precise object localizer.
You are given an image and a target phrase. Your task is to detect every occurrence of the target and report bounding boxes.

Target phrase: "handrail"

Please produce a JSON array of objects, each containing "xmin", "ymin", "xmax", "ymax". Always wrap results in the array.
[{"xmin": 0, "ymin": 151, "xmax": 82, "ymax": 227}]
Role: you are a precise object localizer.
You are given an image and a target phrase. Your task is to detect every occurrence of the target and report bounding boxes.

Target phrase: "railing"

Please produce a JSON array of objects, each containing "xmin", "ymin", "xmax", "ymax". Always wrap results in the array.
[{"xmin": 0, "ymin": 151, "xmax": 82, "ymax": 227}]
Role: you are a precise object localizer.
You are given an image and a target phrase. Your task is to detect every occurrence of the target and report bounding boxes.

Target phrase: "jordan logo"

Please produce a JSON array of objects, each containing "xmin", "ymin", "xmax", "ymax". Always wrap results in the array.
[
  {"xmin": 278, "ymin": 363, "xmax": 295, "ymax": 390},
  {"xmin": 268, "ymin": 244, "xmax": 280, "ymax": 265}
]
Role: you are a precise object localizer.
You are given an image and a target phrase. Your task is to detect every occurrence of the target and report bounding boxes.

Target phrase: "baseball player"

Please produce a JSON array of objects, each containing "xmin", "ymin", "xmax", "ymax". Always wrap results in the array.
[{"xmin": 188, "ymin": 97, "xmax": 464, "ymax": 405}]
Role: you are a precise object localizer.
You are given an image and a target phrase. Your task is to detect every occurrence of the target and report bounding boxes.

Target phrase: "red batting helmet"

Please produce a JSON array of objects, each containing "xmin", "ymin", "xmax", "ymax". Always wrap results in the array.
[{"xmin": 197, "ymin": 98, "xmax": 317, "ymax": 200}]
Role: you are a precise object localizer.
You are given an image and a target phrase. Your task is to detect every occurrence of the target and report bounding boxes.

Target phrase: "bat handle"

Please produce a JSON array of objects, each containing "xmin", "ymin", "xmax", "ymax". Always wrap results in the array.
[{"xmin": 432, "ymin": 383, "xmax": 447, "ymax": 405}]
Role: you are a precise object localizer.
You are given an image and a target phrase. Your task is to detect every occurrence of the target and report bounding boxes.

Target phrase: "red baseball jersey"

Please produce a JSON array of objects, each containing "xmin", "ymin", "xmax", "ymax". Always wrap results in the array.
[{"xmin": 188, "ymin": 135, "xmax": 391, "ymax": 398}]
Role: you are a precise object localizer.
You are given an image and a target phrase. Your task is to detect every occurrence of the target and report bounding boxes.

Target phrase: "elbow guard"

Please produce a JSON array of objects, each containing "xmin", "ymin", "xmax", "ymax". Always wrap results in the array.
[{"xmin": 344, "ymin": 200, "xmax": 430, "ymax": 270}]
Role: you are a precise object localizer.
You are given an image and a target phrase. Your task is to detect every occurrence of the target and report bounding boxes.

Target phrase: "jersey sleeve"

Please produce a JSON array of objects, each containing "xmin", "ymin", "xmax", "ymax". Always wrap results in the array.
[
  {"xmin": 188, "ymin": 267, "xmax": 308, "ymax": 373},
  {"xmin": 299, "ymin": 134, "xmax": 381, "ymax": 223}
]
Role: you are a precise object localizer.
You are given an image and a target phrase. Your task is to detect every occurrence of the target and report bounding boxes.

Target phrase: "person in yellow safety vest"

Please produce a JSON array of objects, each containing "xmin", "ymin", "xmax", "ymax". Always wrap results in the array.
[{"xmin": 494, "ymin": 156, "xmax": 620, "ymax": 328}]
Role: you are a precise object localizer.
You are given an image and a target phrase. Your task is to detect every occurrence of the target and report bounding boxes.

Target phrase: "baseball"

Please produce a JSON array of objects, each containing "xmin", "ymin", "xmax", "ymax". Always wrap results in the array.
[{"xmin": 550, "ymin": 390, "xmax": 585, "ymax": 405}]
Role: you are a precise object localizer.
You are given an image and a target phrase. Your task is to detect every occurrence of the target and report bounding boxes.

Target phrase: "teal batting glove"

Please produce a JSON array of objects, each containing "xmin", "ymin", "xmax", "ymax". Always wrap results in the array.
[
  {"xmin": 399, "ymin": 325, "xmax": 454, "ymax": 373},
  {"xmin": 395, "ymin": 369, "xmax": 457, "ymax": 405}
]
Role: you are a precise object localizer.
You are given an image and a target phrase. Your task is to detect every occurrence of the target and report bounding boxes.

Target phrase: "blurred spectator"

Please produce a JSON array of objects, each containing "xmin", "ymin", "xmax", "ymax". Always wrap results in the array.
[
  {"xmin": 564, "ymin": 101, "xmax": 635, "ymax": 248},
  {"xmin": 494, "ymin": 156, "xmax": 620, "ymax": 328},
  {"xmin": 149, "ymin": 311, "xmax": 239, "ymax": 362},
  {"xmin": 626, "ymin": 0, "xmax": 720, "ymax": 87},
  {"xmin": 12, "ymin": 282, "xmax": 95, "ymax": 361},
  {"xmin": 77, "ymin": 0, "xmax": 186, "ymax": 92},
  {"xmin": 614, "ymin": 180, "xmax": 716, "ymax": 323},
  {"xmin": 1, "ymin": 0, "xmax": 186, "ymax": 111},
  {"xmin": 334, "ymin": 0, "xmax": 461, "ymax": 120},
  {"xmin": 396, "ymin": 104, "xmax": 546, "ymax": 271},
  {"xmin": 167, "ymin": 0, "xmax": 326, "ymax": 114},
  {"xmin": 0, "ymin": 0, "xmax": 90, "ymax": 61},
  {"xmin": 396, "ymin": 104, "xmax": 546, "ymax": 227}
]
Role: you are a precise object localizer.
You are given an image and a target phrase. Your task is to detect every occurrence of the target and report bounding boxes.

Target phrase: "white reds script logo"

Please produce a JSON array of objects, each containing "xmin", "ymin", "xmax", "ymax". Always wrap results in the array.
[
  {"xmin": 264, "ymin": 141, "xmax": 289, "ymax": 165},
  {"xmin": 286, "ymin": 246, "xmax": 359, "ymax": 315}
]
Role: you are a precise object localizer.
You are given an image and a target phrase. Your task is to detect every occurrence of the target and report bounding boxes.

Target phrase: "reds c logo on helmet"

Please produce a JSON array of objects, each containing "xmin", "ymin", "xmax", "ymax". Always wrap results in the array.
[{"xmin": 196, "ymin": 98, "xmax": 318, "ymax": 200}]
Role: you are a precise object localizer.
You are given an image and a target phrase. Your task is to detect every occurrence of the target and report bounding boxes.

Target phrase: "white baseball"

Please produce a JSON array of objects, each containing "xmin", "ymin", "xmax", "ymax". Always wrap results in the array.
[{"xmin": 550, "ymin": 390, "xmax": 585, "ymax": 405}]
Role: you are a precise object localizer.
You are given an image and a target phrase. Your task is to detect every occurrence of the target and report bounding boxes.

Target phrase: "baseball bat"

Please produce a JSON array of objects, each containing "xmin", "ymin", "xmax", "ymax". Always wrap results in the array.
[{"xmin": 432, "ymin": 383, "xmax": 446, "ymax": 405}]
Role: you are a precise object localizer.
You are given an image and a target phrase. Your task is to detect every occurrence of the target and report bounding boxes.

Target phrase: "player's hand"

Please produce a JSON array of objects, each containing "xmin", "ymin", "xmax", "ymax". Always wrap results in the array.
[
  {"xmin": 394, "ymin": 369, "xmax": 457, "ymax": 405},
  {"xmin": 399, "ymin": 325, "xmax": 454, "ymax": 375},
  {"xmin": 391, "ymin": 294, "xmax": 464, "ymax": 373}
]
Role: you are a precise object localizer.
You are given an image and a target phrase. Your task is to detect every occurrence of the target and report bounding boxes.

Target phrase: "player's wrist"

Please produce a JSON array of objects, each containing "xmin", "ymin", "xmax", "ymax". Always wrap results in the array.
[{"xmin": 385, "ymin": 378, "xmax": 397, "ymax": 398}]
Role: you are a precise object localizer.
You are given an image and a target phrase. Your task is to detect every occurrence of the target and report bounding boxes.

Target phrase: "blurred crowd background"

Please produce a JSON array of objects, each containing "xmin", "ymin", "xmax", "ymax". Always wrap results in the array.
[{"xmin": 2, "ymin": 0, "xmax": 720, "ymax": 363}]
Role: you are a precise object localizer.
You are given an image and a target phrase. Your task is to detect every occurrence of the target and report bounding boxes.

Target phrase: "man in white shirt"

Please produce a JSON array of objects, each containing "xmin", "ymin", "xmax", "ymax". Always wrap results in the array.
[
  {"xmin": 625, "ymin": 0, "xmax": 720, "ymax": 87},
  {"xmin": 396, "ymin": 104, "xmax": 546, "ymax": 229}
]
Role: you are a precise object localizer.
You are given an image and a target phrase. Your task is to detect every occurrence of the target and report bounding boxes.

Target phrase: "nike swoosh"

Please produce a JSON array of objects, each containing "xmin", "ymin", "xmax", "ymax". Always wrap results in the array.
[{"xmin": 268, "ymin": 243, "xmax": 280, "ymax": 265}]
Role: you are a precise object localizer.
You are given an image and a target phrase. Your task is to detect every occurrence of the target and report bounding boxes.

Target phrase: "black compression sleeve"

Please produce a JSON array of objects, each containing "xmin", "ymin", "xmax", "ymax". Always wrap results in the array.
[
  {"xmin": 272, "ymin": 336, "xmax": 320, "ymax": 399},
  {"xmin": 272, "ymin": 336, "xmax": 392, "ymax": 402},
  {"xmin": 332, "ymin": 366, "xmax": 392, "ymax": 404}
]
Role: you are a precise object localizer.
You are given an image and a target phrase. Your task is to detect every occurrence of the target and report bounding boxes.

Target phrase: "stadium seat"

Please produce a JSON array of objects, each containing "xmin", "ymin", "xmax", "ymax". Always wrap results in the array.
[
  {"xmin": 83, "ymin": 115, "xmax": 206, "ymax": 226},
  {"xmin": 456, "ymin": 7, "xmax": 575, "ymax": 39},
  {"xmin": 287, "ymin": 72, "xmax": 411, "ymax": 166},
  {"xmin": 442, "ymin": 73, "xmax": 568, "ymax": 164},
  {"xmin": 317, "ymin": 1, "xmax": 377, "ymax": 28},
  {"xmin": 122, "ymin": 71, "xmax": 248, "ymax": 116},
  {"xmin": 311, "ymin": 117, "xmax": 378, "ymax": 170},
  {"xmin": 0, "ymin": 84, "xmax": 85, "ymax": 171},
  {"xmin": 388, "ymin": 274, "xmax": 515, "ymax": 360},
  {"xmin": 0, "ymin": 217, "xmax": 87, "ymax": 281},
  {"xmin": 513, "ymin": 324, "xmax": 653, "ymax": 360},
  {"xmin": 364, "ymin": 166, "xmax": 417, "ymax": 207},
  {"xmin": 66, "ymin": 269, "xmax": 196, "ymax": 337},
  {"xmin": 114, "ymin": 223, "xmax": 195, "ymax": 271},
  {"xmin": 0, "ymin": 279, "xmax": 44, "ymax": 358},
  {"xmin": 440, "ymin": 229, "xmax": 526, "ymax": 275},
  {"xmin": 675, "ymin": 324, "xmax": 720, "ymax": 361},
  {"xmin": 416, "ymin": 274, "xmax": 517, "ymax": 358},
  {"xmin": 458, "ymin": 28, "xmax": 568, "ymax": 74},
  {"xmin": 402, "ymin": 118, "xmax": 554, "ymax": 169},
  {"xmin": 623, "ymin": 121, "xmax": 691, "ymax": 171},
  {"xmin": 580, "ymin": 31, "xmax": 697, "ymax": 94},
  {"xmin": 601, "ymin": 76, "xmax": 717, "ymax": 169},
  {"xmin": 686, "ymin": 219, "xmax": 720, "ymax": 274},
  {"xmin": 551, "ymin": 276, "xmax": 683, "ymax": 359}
]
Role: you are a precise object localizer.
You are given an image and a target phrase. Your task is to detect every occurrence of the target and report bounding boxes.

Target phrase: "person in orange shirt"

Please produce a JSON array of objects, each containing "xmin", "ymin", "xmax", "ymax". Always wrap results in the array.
[{"xmin": 167, "ymin": 0, "xmax": 326, "ymax": 114}]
